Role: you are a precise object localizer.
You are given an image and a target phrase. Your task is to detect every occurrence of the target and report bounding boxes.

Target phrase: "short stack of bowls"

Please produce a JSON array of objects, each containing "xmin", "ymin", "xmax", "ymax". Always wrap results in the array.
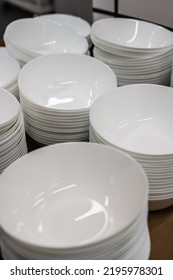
[
  {"xmin": 3, "ymin": 18, "xmax": 89, "ymax": 67},
  {"xmin": 37, "ymin": 13, "xmax": 92, "ymax": 48},
  {"xmin": 0, "ymin": 142, "xmax": 150, "ymax": 259},
  {"xmin": 18, "ymin": 53, "xmax": 117, "ymax": 145},
  {"xmin": 91, "ymin": 18, "xmax": 173, "ymax": 86},
  {"xmin": 0, "ymin": 54, "xmax": 20, "ymax": 100},
  {"xmin": 89, "ymin": 84, "xmax": 173, "ymax": 211},
  {"xmin": 0, "ymin": 88, "xmax": 27, "ymax": 174}
]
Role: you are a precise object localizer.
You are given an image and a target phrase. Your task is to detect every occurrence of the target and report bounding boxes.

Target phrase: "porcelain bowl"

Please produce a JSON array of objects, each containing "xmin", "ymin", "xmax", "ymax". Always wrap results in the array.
[
  {"xmin": 91, "ymin": 18, "xmax": 173, "ymax": 52},
  {"xmin": 4, "ymin": 18, "xmax": 88, "ymax": 56},
  {"xmin": 18, "ymin": 53, "xmax": 117, "ymax": 111},
  {"xmin": 0, "ymin": 142, "xmax": 148, "ymax": 250},
  {"xmin": 90, "ymin": 84, "xmax": 173, "ymax": 156}
]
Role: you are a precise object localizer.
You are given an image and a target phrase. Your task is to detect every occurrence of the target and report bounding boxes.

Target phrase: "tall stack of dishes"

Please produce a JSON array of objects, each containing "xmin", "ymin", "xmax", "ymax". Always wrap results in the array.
[
  {"xmin": 91, "ymin": 18, "xmax": 173, "ymax": 86},
  {"xmin": 18, "ymin": 53, "xmax": 117, "ymax": 145},
  {"xmin": 0, "ymin": 88, "xmax": 27, "ymax": 175},
  {"xmin": 89, "ymin": 84, "xmax": 173, "ymax": 211},
  {"xmin": 0, "ymin": 143, "xmax": 150, "ymax": 259},
  {"xmin": 0, "ymin": 55, "xmax": 20, "ymax": 100}
]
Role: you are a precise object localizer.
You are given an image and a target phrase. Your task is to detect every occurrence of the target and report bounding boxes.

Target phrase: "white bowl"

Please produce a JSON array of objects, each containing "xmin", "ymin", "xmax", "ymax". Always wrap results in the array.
[
  {"xmin": 90, "ymin": 84, "xmax": 173, "ymax": 156},
  {"xmin": 0, "ymin": 142, "xmax": 148, "ymax": 250},
  {"xmin": 4, "ymin": 18, "xmax": 88, "ymax": 56},
  {"xmin": 18, "ymin": 53, "xmax": 117, "ymax": 111},
  {"xmin": 91, "ymin": 18, "xmax": 173, "ymax": 51}
]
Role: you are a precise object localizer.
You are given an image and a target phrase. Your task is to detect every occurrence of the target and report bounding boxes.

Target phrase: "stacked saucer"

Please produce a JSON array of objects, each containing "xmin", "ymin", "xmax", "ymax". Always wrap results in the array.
[
  {"xmin": 18, "ymin": 53, "xmax": 117, "ymax": 145},
  {"xmin": 89, "ymin": 84, "xmax": 173, "ymax": 211},
  {"xmin": 38, "ymin": 13, "xmax": 92, "ymax": 48},
  {"xmin": 0, "ymin": 54, "xmax": 20, "ymax": 100},
  {"xmin": 91, "ymin": 18, "xmax": 173, "ymax": 86},
  {"xmin": 4, "ymin": 18, "xmax": 89, "ymax": 67},
  {"xmin": 0, "ymin": 142, "xmax": 150, "ymax": 259},
  {"xmin": 0, "ymin": 88, "xmax": 27, "ymax": 175}
]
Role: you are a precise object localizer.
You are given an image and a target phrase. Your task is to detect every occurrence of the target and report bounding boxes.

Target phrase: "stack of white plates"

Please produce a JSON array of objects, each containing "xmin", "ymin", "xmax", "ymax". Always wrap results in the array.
[
  {"xmin": 91, "ymin": 18, "xmax": 173, "ymax": 86},
  {"xmin": 18, "ymin": 53, "xmax": 117, "ymax": 145},
  {"xmin": 3, "ymin": 18, "xmax": 89, "ymax": 67},
  {"xmin": 0, "ymin": 54, "xmax": 20, "ymax": 100},
  {"xmin": 0, "ymin": 142, "xmax": 150, "ymax": 259},
  {"xmin": 0, "ymin": 88, "xmax": 27, "ymax": 175},
  {"xmin": 37, "ymin": 13, "xmax": 92, "ymax": 48},
  {"xmin": 89, "ymin": 84, "xmax": 173, "ymax": 211}
]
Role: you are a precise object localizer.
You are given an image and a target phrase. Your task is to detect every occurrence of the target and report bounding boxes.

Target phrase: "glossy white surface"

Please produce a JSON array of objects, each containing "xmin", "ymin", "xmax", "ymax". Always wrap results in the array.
[
  {"xmin": 18, "ymin": 53, "xmax": 117, "ymax": 110},
  {"xmin": 0, "ymin": 143, "xmax": 148, "ymax": 249},
  {"xmin": 0, "ymin": 55, "xmax": 20, "ymax": 88},
  {"xmin": 38, "ymin": 13, "xmax": 91, "ymax": 38},
  {"xmin": 90, "ymin": 84, "xmax": 173, "ymax": 156},
  {"xmin": 1, "ymin": 212, "xmax": 150, "ymax": 260},
  {"xmin": 0, "ymin": 88, "xmax": 20, "ymax": 128},
  {"xmin": 0, "ymin": 47, "xmax": 9, "ymax": 56},
  {"xmin": 4, "ymin": 18, "xmax": 88, "ymax": 56},
  {"xmin": 91, "ymin": 18, "xmax": 173, "ymax": 51}
]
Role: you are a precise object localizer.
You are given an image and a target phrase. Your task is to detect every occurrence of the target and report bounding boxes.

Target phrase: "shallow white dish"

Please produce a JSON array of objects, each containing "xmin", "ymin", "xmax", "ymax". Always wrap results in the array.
[{"xmin": 0, "ymin": 142, "xmax": 148, "ymax": 250}]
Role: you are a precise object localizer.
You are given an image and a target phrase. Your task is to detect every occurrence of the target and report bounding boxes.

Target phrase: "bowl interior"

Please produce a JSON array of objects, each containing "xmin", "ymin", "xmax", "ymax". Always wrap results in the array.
[
  {"xmin": 18, "ymin": 53, "xmax": 117, "ymax": 110},
  {"xmin": 91, "ymin": 18, "xmax": 173, "ymax": 50},
  {"xmin": 5, "ymin": 18, "xmax": 88, "ymax": 55},
  {"xmin": 0, "ymin": 143, "xmax": 147, "ymax": 249},
  {"xmin": 38, "ymin": 13, "xmax": 91, "ymax": 38},
  {"xmin": 90, "ymin": 84, "xmax": 173, "ymax": 155}
]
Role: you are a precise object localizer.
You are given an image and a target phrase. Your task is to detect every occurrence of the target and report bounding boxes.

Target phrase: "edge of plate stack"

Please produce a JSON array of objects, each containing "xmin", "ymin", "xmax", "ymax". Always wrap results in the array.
[
  {"xmin": 0, "ymin": 88, "xmax": 28, "ymax": 175},
  {"xmin": 0, "ymin": 54, "xmax": 20, "ymax": 100}
]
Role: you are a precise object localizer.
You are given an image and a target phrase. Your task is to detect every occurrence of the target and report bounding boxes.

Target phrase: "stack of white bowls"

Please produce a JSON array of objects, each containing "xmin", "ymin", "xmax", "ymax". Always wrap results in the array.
[
  {"xmin": 0, "ymin": 54, "xmax": 20, "ymax": 100},
  {"xmin": 0, "ymin": 88, "xmax": 27, "ymax": 175},
  {"xmin": 89, "ymin": 84, "xmax": 173, "ymax": 211},
  {"xmin": 37, "ymin": 13, "xmax": 92, "ymax": 48},
  {"xmin": 18, "ymin": 53, "xmax": 117, "ymax": 145},
  {"xmin": 3, "ymin": 18, "xmax": 89, "ymax": 67},
  {"xmin": 91, "ymin": 18, "xmax": 173, "ymax": 86},
  {"xmin": 0, "ymin": 142, "xmax": 150, "ymax": 259}
]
